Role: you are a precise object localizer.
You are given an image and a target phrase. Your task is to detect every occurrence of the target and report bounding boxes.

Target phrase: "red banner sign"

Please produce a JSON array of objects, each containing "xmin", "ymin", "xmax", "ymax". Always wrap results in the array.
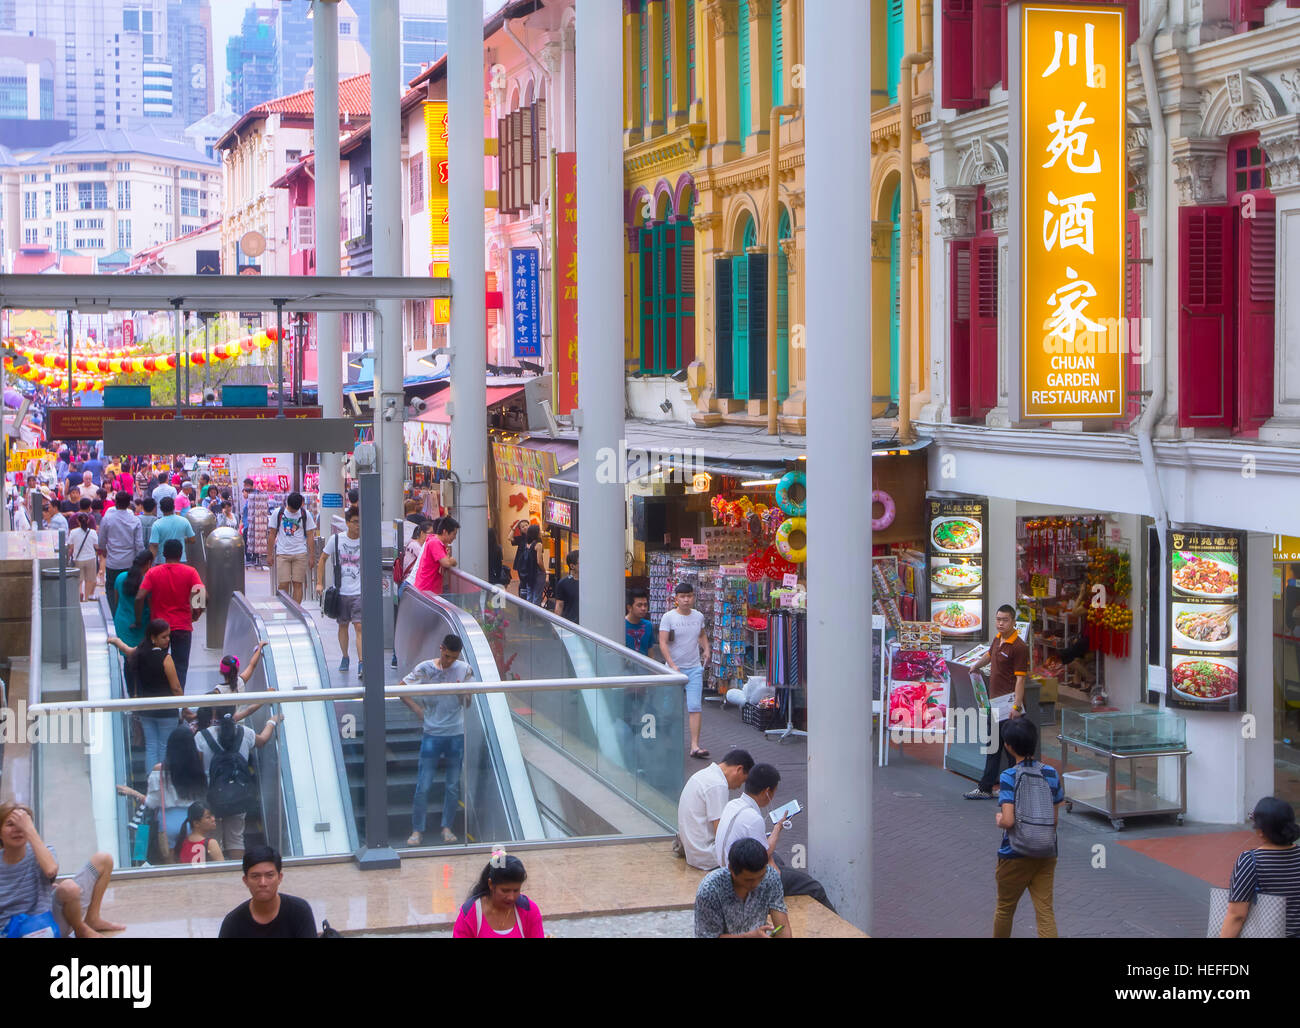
[
  {"xmin": 47, "ymin": 406, "xmax": 323, "ymax": 440},
  {"xmin": 554, "ymin": 152, "xmax": 578, "ymax": 417}
]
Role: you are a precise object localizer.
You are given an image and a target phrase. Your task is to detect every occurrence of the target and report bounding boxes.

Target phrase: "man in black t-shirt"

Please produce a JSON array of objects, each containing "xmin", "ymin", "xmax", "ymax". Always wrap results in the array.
[
  {"xmin": 554, "ymin": 550, "xmax": 579, "ymax": 623},
  {"xmin": 218, "ymin": 846, "xmax": 317, "ymax": 939}
]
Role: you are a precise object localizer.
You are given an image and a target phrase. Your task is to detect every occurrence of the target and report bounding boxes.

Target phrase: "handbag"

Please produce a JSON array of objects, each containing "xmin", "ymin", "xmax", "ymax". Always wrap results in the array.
[
  {"xmin": 1206, "ymin": 851, "xmax": 1289, "ymax": 937},
  {"xmin": 321, "ymin": 536, "xmax": 342, "ymax": 619}
]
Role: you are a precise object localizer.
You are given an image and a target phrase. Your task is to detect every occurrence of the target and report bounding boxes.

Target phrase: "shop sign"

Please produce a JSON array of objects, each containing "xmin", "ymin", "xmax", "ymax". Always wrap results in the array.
[
  {"xmin": 926, "ymin": 494, "xmax": 990, "ymax": 641},
  {"xmin": 544, "ymin": 496, "xmax": 576, "ymax": 532},
  {"xmin": 1274, "ymin": 535, "xmax": 1300, "ymax": 562},
  {"xmin": 404, "ymin": 418, "xmax": 451, "ymax": 470},
  {"xmin": 680, "ymin": 537, "xmax": 694, "ymax": 549},
  {"xmin": 425, "ymin": 101, "xmax": 449, "ymax": 251},
  {"xmin": 1018, "ymin": 4, "xmax": 1127, "ymax": 419},
  {"xmin": 692, "ymin": 544, "xmax": 709, "ymax": 560},
  {"xmin": 209, "ymin": 457, "xmax": 227, "ymax": 469},
  {"xmin": 510, "ymin": 247, "xmax": 542, "ymax": 359},
  {"xmin": 1167, "ymin": 529, "xmax": 1245, "ymax": 713},
  {"xmin": 47, "ymin": 406, "xmax": 321, "ymax": 440},
  {"xmin": 493, "ymin": 441, "xmax": 557, "ymax": 490},
  {"xmin": 553, "ymin": 152, "xmax": 578, "ymax": 417}
]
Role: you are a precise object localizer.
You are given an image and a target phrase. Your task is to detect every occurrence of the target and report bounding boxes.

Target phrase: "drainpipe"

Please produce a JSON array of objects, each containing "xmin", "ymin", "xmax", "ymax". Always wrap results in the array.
[
  {"xmin": 1134, "ymin": 2, "xmax": 1170, "ymax": 655},
  {"xmin": 767, "ymin": 103, "xmax": 800, "ymax": 435},
  {"xmin": 897, "ymin": 0, "xmax": 933, "ymax": 444}
]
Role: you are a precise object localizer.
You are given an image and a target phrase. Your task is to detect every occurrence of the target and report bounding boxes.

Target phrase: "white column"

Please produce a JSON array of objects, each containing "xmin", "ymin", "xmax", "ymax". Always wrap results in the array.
[
  {"xmin": 371, "ymin": 0, "xmax": 405, "ymax": 521},
  {"xmin": 806, "ymin": 0, "xmax": 871, "ymax": 931},
  {"xmin": 575, "ymin": 0, "xmax": 626, "ymax": 643},
  {"xmin": 1243, "ymin": 532, "xmax": 1275, "ymax": 815},
  {"xmin": 448, "ymin": 0, "xmax": 488, "ymax": 577},
  {"xmin": 313, "ymin": 0, "xmax": 344, "ymax": 505}
]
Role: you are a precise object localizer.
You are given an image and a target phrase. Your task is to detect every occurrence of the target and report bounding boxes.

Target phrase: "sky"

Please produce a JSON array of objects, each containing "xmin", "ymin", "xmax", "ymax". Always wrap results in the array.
[{"xmin": 209, "ymin": 0, "xmax": 493, "ymax": 112}]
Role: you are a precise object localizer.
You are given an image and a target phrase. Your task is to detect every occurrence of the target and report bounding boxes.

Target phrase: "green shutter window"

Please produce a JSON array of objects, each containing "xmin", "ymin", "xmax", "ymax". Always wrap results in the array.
[
  {"xmin": 715, "ymin": 256, "xmax": 734, "ymax": 399},
  {"xmin": 687, "ymin": 0, "xmax": 696, "ymax": 106},
  {"xmin": 662, "ymin": 3, "xmax": 670, "ymax": 122},
  {"xmin": 886, "ymin": 0, "xmax": 903, "ymax": 104},
  {"xmin": 890, "ymin": 189, "xmax": 901, "ymax": 399},
  {"xmin": 732, "ymin": 254, "xmax": 750, "ymax": 398},
  {"xmin": 772, "ymin": 0, "xmax": 784, "ymax": 107},
  {"xmin": 738, "ymin": 0, "xmax": 751, "ymax": 145},
  {"xmin": 742, "ymin": 216, "xmax": 757, "ymax": 251},
  {"xmin": 640, "ymin": 4, "xmax": 649, "ymax": 128}
]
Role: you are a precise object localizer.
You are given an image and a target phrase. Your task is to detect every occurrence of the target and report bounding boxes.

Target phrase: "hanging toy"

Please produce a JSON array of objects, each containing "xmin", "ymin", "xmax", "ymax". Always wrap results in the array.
[
  {"xmin": 775, "ymin": 517, "xmax": 807, "ymax": 564},
  {"xmin": 775, "ymin": 470, "xmax": 807, "ymax": 517},
  {"xmin": 871, "ymin": 489, "xmax": 896, "ymax": 531}
]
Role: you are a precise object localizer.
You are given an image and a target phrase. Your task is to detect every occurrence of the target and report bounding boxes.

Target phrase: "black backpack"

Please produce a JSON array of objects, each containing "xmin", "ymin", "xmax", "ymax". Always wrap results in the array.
[{"xmin": 202, "ymin": 727, "xmax": 255, "ymax": 817}]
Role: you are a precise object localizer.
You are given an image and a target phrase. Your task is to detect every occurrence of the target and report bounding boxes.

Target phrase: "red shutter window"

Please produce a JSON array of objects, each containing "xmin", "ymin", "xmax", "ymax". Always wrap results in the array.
[
  {"xmin": 1236, "ymin": 198, "xmax": 1275, "ymax": 434},
  {"xmin": 949, "ymin": 239, "xmax": 973, "ymax": 418},
  {"xmin": 971, "ymin": 236, "xmax": 999, "ymax": 417},
  {"xmin": 941, "ymin": 0, "xmax": 979, "ymax": 111},
  {"xmin": 1177, "ymin": 205, "xmax": 1234, "ymax": 428},
  {"xmin": 974, "ymin": 0, "xmax": 1003, "ymax": 100},
  {"xmin": 680, "ymin": 222, "xmax": 696, "ymax": 366},
  {"xmin": 1231, "ymin": 0, "xmax": 1269, "ymax": 31}
]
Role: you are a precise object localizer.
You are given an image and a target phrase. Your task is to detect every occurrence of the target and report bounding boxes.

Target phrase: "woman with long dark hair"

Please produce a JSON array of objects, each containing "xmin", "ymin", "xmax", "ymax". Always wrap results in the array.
[
  {"xmin": 68, "ymin": 511, "xmax": 100, "ymax": 600},
  {"xmin": 452, "ymin": 854, "xmax": 544, "ymax": 938},
  {"xmin": 174, "ymin": 802, "xmax": 224, "ymax": 865},
  {"xmin": 112, "ymin": 550, "xmax": 154, "ymax": 648},
  {"xmin": 520, "ymin": 524, "xmax": 547, "ymax": 605},
  {"xmin": 107, "ymin": 618, "xmax": 182, "ymax": 777},
  {"xmin": 193, "ymin": 712, "xmax": 281, "ymax": 860},
  {"xmin": 115, "ymin": 726, "xmax": 208, "ymax": 863},
  {"xmin": 1221, "ymin": 797, "xmax": 1300, "ymax": 937},
  {"xmin": 413, "ymin": 515, "xmax": 459, "ymax": 596}
]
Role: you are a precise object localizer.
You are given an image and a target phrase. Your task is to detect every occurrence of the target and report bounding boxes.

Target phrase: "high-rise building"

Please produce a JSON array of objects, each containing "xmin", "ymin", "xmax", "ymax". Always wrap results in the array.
[
  {"xmin": 167, "ymin": 0, "xmax": 214, "ymax": 130},
  {"xmin": 275, "ymin": 0, "xmax": 312, "ymax": 99},
  {"xmin": 226, "ymin": 6, "xmax": 278, "ymax": 115},
  {"xmin": 347, "ymin": 0, "xmax": 446, "ymax": 91},
  {"xmin": 0, "ymin": 34, "xmax": 68, "ymax": 148}
]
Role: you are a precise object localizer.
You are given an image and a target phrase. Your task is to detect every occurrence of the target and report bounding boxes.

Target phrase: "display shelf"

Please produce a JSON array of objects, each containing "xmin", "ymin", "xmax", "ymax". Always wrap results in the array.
[{"xmin": 1059, "ymin": 731, "xmax": 1190, "ymax": 830}]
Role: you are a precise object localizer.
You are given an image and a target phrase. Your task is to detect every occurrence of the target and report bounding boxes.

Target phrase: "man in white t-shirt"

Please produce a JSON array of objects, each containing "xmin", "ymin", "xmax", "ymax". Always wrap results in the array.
[
  {"xmin": 658, "ymin": 581, "xmax": 711, "ymax": 759},
  {"xmin": 317, "ymin": 506, "xmax": 363, "ymax": 675},
  {"xmin": 269, "ymin": 490, "xmax": 317, "ymax": 605},
  {"xmin": 714, "ymin": 763, "xmax": 788, "ymax": 871},
  {"xmin": 676, "ymin": 749, "xmax": 753, "ymax": 870},
  {"xmin": 151, "ymin": 470, "xmax": 177, "ymax": 504}
]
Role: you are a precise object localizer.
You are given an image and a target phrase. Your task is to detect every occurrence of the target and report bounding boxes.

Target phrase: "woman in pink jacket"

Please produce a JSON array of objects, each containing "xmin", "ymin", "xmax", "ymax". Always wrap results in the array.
[{"xmin": 452, "ymin": 854, "xmax": 544, "ymax": 938}]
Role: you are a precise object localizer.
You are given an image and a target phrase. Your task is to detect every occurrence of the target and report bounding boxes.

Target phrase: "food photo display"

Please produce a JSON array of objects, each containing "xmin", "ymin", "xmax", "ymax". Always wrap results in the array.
[{"xmin": 1167, "ymin": 531, "xmax": 1245, "ymax": 712}]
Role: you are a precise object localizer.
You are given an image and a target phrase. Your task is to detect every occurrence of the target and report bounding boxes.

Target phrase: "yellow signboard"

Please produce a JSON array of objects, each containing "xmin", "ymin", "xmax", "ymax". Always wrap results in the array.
[
  {"xmin": 1020, "ymin": 5, "xmax": 1126, "ymax": 419},
  {"xmin": 424, "ymin": 101, "xmax": 449, "ymax": 251},
  {"xmin": 1275, "ymin": 535, "xmax": 1300, "ymax": 562}
]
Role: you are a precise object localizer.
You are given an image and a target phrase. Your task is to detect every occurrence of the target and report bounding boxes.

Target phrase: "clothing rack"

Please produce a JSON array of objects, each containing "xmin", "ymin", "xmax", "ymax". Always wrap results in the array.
[{"xmin": 765, "ymin": 608, "xmax": 807, "ymax": 742}]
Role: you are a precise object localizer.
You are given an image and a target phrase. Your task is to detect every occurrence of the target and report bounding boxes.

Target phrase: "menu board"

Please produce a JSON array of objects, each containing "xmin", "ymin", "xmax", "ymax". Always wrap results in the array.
[
  {"xmin": 926, "ymin": 495, "xmax": 990, "ymax": 640},
  {"xmin": 1167, "ymin": 529, "xmax": 1245, "ymax": 712}
]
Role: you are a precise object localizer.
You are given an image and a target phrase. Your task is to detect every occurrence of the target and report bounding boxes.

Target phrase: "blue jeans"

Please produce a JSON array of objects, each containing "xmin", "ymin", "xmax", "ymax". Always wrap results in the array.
[
  {"xmin": 140, "ymin": 713, "xmax": 178, "ymax": 779},
  {"xmin": 412, "ymin": 733, "xmax": 464, "ymax": 834}
]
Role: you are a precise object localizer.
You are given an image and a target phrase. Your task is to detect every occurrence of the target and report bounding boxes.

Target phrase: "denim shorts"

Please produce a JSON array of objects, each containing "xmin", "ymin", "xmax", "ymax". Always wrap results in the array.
[{"xmin": 683, "ymin": 665, "xmax": 704, "ymax": 713}]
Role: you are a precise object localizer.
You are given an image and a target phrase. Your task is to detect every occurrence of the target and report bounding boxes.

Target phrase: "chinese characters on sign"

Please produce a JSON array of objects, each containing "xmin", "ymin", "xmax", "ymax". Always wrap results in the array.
[
  {"xmin": 425, "ymin": 101, "xmax": 451, "ymax": 324},
  {"xmin": 554, "ymin": 152, "xmax": 578, "ymax": 417},
  {"xmin": 1167, "ymin": 530, "xmax": 1245, "ymax": 713},
  {"xmin": 493, "ymin": 442, "xmax": 557, "ymax": 490},
  {"xmin": 510, "ymin": 247, "xmax": 542, "ymax": 359},
  {"xmin": 1020, "ymin": 6, "xmax": 1126, "ymax": 419}
]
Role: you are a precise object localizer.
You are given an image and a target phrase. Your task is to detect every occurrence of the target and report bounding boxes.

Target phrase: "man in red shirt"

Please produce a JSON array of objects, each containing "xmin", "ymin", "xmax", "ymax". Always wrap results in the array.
[
  {"xmin": 414, "ymin": 516, "xmax": 460, "ymax": 596},
  {"xmin": 135, "ymin": 538, "xmax": 203, "ymax": 687}
]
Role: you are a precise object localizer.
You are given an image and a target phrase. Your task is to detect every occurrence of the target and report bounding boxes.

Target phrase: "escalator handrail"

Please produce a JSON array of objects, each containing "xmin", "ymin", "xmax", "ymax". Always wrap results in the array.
[
  {"xmin": 91, "ymin": 596, "xmax": 133, "ymax": 863},
  {"xmin": 227, "ymin": 592, "xmax": 303, "ymax": 857},
  {"xmin": 261, "ymin": 589, "xmax": 360, "ymax": 854}
]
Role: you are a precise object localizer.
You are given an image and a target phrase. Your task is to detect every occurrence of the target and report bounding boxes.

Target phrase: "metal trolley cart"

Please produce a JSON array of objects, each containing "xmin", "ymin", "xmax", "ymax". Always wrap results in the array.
[{"xmin": 1058, "ymin": 709, "xmax": 1190, "ymax": 830}]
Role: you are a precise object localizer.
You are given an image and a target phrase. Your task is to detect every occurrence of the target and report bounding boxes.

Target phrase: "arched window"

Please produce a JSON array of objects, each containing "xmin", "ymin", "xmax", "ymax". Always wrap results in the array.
[
  {"xmin": 715, "ymin": 210, "xmax": 788, "ymax": 402},
  {"xmin": 738, "ymin": 0, "xmax": 751, "ymax": 145},
  {"xmin": 639, "ymin": 189, "xmax": 696, "ymax": 374}
]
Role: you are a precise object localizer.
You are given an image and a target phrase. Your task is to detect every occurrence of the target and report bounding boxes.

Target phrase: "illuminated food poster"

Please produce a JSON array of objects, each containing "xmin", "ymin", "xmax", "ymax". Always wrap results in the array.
[
  {"xmin": 1167, "ymin": 529, "xmax": 1245, "ymax": 712},
  {"xmin": 926, "ymin": 495, "xmax": 990, "ymax": 640}
]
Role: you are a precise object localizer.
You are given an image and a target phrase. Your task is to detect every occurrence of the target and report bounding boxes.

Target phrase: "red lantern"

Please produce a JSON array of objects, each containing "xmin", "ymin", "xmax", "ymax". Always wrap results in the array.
[
  {"xmin": 53, "ymin": 355, "xmax": 66, "ymax": 369},
  {"xmin": 190, "ymin": 353, "xmax": 206, "ymax": 366},
  {"xmin": 143, "ymin": 357, "xmax": 156, "ymax": 373},
  {"xmin": 75, "ymin": 358, "xmax": 88, "ymax": 373},
  {"xmin": 163, "ymin": 355, "xmax": 177, "ymax": 370}
]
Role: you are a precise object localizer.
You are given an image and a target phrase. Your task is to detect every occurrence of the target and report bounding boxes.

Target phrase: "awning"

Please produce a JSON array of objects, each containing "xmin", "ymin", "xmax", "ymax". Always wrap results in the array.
[
  {"xmin": 519, "ymin": 435, "xmax": 578, "ymax": 470},
  {"xmin": 343, "ymin": 371, "xmax": 448, "ymax": 396},
  {"xmin": 416, "ymin": 384, "xmax": 524, "ymax": 424}
]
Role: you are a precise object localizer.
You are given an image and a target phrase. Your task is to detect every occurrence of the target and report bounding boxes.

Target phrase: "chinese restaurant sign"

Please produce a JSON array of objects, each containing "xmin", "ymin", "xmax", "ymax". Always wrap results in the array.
[
  {"xmin": 1167, "ymin": 529, "xmax": 1245, "ymax": 713},
  {"xmin": 926, "ymin": 495, "xmax": 990, "ymax": 642},
  {"xmin": 1020, "ymin": 5, "xmax": 1126, "ymax": 419},
  {"xmin": 510, "ymin": 247, "xmax": 542, "ymax": 359},
  {"xmin": 554, "ymin": 152, "xmax": 578, "ymax": 417},
  {"xmin": 425, "ymin": 101, "xmax": 451, "ymax": 324}
]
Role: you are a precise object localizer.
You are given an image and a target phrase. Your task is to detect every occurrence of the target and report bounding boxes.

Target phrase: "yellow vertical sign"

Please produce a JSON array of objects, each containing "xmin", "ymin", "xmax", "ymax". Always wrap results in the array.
[
  {"xmin": 425, "ymin": 101, "xmax": 451, "ymax": 325},
  {"xmin": 1021, "ymin": 5, "xmax": 1126, "ymax": 419}
]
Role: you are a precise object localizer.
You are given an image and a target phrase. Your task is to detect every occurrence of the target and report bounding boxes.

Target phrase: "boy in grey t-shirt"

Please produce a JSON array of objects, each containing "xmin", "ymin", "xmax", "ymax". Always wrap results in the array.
[{"xmin": 400, "ymin": 634, "xmax": 473, "ymax": 847}]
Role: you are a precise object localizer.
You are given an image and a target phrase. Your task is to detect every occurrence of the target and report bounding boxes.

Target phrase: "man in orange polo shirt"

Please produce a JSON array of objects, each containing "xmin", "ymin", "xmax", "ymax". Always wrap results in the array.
[{"xmin": 964, "ymin": 604, "xmax": 1030, "ymax": 800}]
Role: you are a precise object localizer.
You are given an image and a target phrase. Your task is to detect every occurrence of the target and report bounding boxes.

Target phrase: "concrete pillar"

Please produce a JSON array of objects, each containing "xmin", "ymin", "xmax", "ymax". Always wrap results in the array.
[
  {"xmin": 806, "ymin": 0, "xmax": 871, "ymax": 932},
  {"xmin": 371, "ymin": 0, "xmax": 405, "ymax": 522},
  {"xmin": 313, "ymin": 0, "xmax": 344, "ymax": 506},
  {"xmin": 576, "ymin": 0, "xmax": 627, "ymax": 643},
  {"xmin": 448, "ymin": 0, "xmax": 488, "ymax": 578}
]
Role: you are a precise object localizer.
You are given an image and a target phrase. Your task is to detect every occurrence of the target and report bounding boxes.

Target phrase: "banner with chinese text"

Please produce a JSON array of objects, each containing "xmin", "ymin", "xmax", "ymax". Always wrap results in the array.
[
  {"xmin": 554, "ymin": 152, "xmax": 578, "ymax": 416},
  {"xmin": 510, "ymin": 247, "xmax": 542, "ymax": 358},
  {"xmin": 425, "ymin": 101, "xmax": 450, "ymax": 324},
  {"xmin": 1020, "ymin": 5, "xmax": 1126, "ymax": 419}
]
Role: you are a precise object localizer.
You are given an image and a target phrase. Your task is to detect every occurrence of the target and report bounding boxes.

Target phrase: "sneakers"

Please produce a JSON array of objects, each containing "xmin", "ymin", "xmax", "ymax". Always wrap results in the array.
[
  {"xmin": 338, "ymin": 656, "xmax": 350, "ymax": 672},
  {"xmin": 440, "ymin": 827, "xmax": 458, "ymax": 844},
  {"xmin": 358, "ymin": 661, "xmax": 364, "ymax": 677},
  {"xmin": 390, "ymin": 654, "xmax": 398, "ymax": 669},
  {"xmin": 963, "ymin": 787, "xmax": 996, "ymax": 800},
  {"xmin": 405, "ymin": 831, "xmax": 422, "ymax": 846}
]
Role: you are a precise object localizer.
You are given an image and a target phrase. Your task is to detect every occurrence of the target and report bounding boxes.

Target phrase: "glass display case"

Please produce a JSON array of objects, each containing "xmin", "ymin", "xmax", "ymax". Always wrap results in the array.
[{"xmin": 1060, "ymin": 709, "xmax": 1186, "ymax": 753}]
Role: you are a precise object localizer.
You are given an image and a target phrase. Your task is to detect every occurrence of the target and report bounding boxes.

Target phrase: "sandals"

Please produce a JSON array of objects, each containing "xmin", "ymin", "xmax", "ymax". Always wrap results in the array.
[{"xmin": 690, "ymin": 748, "xmax": 710, "ymax": 760}]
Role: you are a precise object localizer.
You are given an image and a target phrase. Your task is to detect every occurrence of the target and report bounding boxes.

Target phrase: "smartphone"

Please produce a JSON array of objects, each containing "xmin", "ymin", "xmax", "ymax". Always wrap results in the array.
[
  {"xmin": 768, "ymin": 923, "xmax": 784, "ymax": 936},
  {"xmin": 769, "ymin": 799, "xmax": 802, "ymax": 825}
]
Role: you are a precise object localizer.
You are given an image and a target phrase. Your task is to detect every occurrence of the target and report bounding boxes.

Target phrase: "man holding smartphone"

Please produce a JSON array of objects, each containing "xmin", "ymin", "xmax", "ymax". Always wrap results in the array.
[{"xmin": 694, "ymin": 838, "xmax": 792, "ymax": 938}]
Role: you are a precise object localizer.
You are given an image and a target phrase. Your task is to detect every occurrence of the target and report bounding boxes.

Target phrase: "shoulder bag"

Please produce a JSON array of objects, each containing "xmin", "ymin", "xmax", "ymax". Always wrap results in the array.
[
  {"xmin": 1206, "ymin": 850, "xmax": 1288, "ymax": 937},
  {"xmin": 321, "ymin": 536, "xmax": 342, "ymax": 619}
]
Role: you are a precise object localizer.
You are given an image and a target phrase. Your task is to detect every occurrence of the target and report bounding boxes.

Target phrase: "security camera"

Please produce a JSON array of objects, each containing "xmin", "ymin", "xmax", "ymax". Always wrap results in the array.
[
  {"xmin": 407, "ymin": 396, "xmax": 428, "ymax": 419},
  {"xmin": 204, "ymin": 390, "xmax": 216, "ymax": 405}
]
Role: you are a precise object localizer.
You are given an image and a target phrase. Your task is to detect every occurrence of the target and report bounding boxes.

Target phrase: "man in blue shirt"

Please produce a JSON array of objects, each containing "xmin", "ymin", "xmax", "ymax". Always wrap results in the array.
[
  {"xmin": 149, "ymin": 495, "xmax": 196, "ymax": 562},
  {"xmin": 624, "ymin": 588, "xmax": 660, "ymax": 660},
  {"xmin": 993, "ymin": 717, "xmax": 1064, "ymax": 937}
]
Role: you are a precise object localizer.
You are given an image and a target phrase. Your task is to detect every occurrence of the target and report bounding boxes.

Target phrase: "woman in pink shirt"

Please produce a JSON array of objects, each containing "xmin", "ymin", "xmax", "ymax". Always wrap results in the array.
[
  {"xmin": 414, "ymin": 516, "xmax": 459, "ymax": 595},
  {"xmin": 452, "ymin": 854, "xmax": 544, "ymax": 938}
]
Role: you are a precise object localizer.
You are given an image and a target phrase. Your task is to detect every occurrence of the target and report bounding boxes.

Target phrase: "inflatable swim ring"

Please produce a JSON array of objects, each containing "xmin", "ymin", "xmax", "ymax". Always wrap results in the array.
[
  {"xmin": 775, "ymin": 471, "xmax": 807, "ymax": 517},
  {"xmin": 775, "ymin": 517, "xmax": 807, "ymax": 563},
  {"xmin": 871, "ymin": 489, "xmax": 896, "ymax": 531}
]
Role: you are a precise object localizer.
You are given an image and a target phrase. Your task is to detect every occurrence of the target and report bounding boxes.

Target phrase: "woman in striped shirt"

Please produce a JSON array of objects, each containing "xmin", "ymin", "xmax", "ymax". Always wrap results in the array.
[{"xmin": 1222, "ymin": 796, "xmax": 1300, "ymax": 937}]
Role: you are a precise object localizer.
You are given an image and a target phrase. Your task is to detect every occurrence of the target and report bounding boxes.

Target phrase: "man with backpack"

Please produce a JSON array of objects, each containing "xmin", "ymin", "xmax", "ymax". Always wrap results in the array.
[
  {"xmin": 194, "ymin": 713, "xmax": 282, "ymax": 861},
  {"xmin": 268, "ymin": 491, "xmax": 317, "ymax": 604},
  {"xmin": 993, "ymin": 717, "xmax": 1064, "ymax": 937}
]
